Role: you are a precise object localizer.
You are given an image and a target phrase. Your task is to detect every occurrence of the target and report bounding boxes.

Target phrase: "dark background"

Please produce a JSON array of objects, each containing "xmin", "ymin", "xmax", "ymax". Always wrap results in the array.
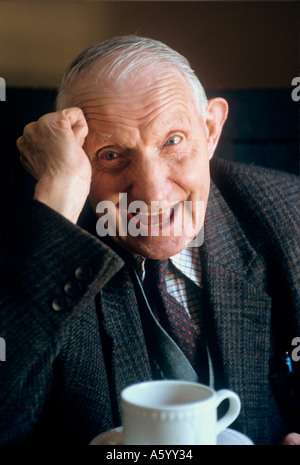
[{"xmin": 0, "ymin": 1, "xmax": 299, "ymax": 201}]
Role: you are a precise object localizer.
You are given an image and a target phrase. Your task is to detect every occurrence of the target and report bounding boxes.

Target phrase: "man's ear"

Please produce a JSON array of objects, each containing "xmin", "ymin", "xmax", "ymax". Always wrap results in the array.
[{"xmin": 205, "ymin": 98, "xmax": 228, "ymax": 159}]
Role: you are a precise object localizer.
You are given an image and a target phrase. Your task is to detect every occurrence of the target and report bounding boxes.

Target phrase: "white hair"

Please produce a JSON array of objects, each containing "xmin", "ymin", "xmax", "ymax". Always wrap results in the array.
[{"xmin": 56, "ymin": 35, "xmax": 208, "ymax": 116}]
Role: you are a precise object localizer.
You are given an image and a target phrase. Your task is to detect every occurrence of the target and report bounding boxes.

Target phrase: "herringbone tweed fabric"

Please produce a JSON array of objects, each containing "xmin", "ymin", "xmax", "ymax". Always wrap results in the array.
[{"xmin": 0, "ymin": 157, "xmax": 299, "ymax": 445}]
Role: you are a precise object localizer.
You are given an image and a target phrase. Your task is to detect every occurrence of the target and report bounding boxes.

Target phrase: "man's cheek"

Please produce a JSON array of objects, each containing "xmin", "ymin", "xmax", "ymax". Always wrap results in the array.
[{"xmin": 178, "ymin": 158, "xmax": 208, "ymax": 192}]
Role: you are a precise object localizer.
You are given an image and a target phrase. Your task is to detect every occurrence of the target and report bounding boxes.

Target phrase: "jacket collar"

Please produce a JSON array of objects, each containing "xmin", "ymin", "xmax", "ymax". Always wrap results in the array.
[{"xmin": 203, "ymin": 180, "xmax": 267, "ymax": 283}]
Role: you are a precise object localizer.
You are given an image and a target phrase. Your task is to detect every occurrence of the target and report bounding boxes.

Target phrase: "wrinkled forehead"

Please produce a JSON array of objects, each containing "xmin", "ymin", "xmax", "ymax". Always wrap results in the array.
[
  {"xmin": 67, "ymin": 73, "xmax": 198, "ymax": 139},
  {"xmin": 59, "ymin": 61, "xmax": 195, "ymax": 111}
]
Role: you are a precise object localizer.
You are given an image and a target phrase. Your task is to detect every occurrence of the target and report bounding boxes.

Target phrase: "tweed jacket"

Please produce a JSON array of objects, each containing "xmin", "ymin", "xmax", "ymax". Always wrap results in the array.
[{"xmin": 0, "ymin": 158, "xmax": 299, "ymax": 445}]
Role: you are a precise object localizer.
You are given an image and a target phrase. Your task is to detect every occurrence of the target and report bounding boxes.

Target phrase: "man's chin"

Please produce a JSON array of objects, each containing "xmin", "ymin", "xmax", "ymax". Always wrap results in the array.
[{"xmin": 112, "ymin": 234, "xmax": 196, "ymax": 260}]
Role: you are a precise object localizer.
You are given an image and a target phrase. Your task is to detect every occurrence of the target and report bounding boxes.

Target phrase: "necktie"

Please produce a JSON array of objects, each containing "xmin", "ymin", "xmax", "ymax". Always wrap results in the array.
[{"xmin": 143, "ymin": 258, "xmax": 209, "ymax": 384}]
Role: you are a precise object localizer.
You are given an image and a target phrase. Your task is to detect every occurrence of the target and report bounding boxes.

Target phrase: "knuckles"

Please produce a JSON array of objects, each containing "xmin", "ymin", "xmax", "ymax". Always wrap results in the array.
[
  {"xmin": 19, "ymin": 107, "xmax": 87, "ymax": 143},
  {"xmin": 280, "ymin": 433, "xmax": 300, "ymax": 445},
  {"xmin": 16, "ymin": 107, "xmax": 89, "ymax": 180}
]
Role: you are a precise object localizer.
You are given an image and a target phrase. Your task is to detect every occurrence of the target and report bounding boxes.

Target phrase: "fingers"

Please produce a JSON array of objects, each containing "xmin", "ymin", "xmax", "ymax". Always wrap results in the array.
[
  {"xmin": 62, "ymin": 107, "xmax": 89, "ymax": 145},
  {"xmin": 280, "ymin": 433, "xmax": 300, "ymax": 445},
  {"xmin": 16, "ymin": 121, "xmax": 36, "ymax": 153},
  {"xmin": 16, "ymin": 108, "xmax": 90, "ymax": 180},
  {"xmin": 17, "ymin": 107, "xmax": 88, "ymax": 154},
  {"xmin": 17, "ymin": 121, "xmax": 40, "ymax": 179}
]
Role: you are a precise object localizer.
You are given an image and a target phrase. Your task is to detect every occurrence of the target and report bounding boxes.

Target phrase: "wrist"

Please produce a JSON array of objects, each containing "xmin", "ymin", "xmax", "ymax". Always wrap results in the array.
[{"xmin": 34, "ymin": 174, "xmax": 91, "ymax": 223}]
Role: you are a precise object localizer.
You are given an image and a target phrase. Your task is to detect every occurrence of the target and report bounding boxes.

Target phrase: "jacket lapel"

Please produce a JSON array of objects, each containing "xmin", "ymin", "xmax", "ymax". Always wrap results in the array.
[
  {"xmin": 99, "ymin": 265, "xmax": 153, "ymax": 425},
  {"xmin": 201, "ymin": 181, "xmax": 272, "ymax": 443}
]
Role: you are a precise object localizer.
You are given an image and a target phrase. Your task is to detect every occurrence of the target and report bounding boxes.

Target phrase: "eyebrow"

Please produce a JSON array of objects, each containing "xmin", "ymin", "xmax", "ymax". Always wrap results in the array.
[{"xmin": 84, "ymin": 107, "xmax": 192, "ymax": 150}]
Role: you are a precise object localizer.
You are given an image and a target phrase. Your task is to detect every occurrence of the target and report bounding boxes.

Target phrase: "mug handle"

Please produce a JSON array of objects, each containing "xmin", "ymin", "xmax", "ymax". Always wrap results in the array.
[{"xmin": 215, "ymin": 389, "xmax": 241, "ymax": 435}]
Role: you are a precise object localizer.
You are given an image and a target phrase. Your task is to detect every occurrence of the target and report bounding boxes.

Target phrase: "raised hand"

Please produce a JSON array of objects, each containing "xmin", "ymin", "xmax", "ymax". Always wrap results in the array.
[{"xmin": 17, "ymin": 107, "xmax": 91, "ymax": 223}]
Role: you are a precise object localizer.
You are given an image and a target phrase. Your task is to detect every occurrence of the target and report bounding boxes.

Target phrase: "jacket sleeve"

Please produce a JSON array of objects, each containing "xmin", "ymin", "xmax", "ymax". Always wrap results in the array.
[{"xmin": 0, "ymin": 198, "xmax": 123, "ymax": 444}]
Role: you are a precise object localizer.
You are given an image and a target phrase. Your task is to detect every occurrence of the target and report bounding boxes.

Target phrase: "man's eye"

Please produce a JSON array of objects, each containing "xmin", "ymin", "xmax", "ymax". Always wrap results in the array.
[
  {"xmin": 165, "ymin": 135, "xmax": 182, "ymax": 146},
  {"xmin": 101, "ymin": 151, "xmax": 120, "ymax": 160}
]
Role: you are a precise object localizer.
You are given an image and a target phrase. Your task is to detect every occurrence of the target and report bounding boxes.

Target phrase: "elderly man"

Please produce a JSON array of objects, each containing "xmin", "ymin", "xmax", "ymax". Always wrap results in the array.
[{"xmin": 0, "ymin": 36, "xmax": 299, "ymax": 445}]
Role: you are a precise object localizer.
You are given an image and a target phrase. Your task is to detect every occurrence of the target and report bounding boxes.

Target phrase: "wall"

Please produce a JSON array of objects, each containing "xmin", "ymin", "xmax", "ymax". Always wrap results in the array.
[
  {"xmin": 0, "ymin": 1, "xmax": 298, "ymax": 90},
  {"xmin": 0, "ymin": 1, "xmax": 299, "ymax": 201}
]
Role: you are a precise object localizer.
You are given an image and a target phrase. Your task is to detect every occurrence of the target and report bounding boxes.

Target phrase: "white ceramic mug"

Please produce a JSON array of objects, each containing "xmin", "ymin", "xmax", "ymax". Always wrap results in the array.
[{"xmin": 121, "ymin": 380, "xmax": 241, "ymax": 445}]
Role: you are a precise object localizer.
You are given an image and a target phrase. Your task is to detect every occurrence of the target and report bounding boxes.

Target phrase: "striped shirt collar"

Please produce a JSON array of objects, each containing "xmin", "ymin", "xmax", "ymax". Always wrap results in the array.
[
  {"xmin": 169, "ymin": 246, "xmax": 201, "ymax": 287},
  {"xmin": 134, "ymin": 245, "xmax": 201, "ymax": 287}
]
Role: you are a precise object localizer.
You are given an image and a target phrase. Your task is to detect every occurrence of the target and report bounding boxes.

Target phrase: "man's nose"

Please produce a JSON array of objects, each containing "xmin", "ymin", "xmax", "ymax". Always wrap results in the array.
[{"xmin": 128, "ymin": 153, "xmax": 171, "ymax": 205}]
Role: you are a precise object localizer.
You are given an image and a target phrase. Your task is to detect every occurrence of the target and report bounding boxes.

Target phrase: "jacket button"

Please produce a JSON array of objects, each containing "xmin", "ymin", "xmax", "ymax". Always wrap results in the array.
[
  {"xmin": 52, "ymin": 296, "xmax": 67, "ymax": 312},
  {"xmin": 64, "ymin": 280, "xmax": 82, "ymax": 297},
  {"xmin": 75, "ymin": 265, "xmax": 93, "ymax": 282}
]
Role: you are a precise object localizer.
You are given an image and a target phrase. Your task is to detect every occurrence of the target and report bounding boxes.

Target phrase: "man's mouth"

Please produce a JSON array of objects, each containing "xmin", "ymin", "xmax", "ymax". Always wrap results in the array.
[{"xmin": 128, "ymin": 202, "xmax": 181, "ymax": 227}]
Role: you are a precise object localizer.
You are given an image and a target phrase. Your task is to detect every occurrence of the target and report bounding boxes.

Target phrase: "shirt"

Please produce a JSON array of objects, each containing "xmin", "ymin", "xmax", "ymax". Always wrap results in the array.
[{"xmin": 135, "ymin": 246, "xmax": 203, "ymax": 335}]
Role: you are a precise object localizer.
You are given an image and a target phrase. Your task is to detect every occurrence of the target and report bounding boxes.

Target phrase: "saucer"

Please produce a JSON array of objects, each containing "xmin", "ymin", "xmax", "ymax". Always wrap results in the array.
[
  {"xmin": 89, "ymin": 427, "xmax": 253, "ymax": 445},
  {"xmin": 217, "ymin": 428, "xmax": 253, "ymax": 445}
]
